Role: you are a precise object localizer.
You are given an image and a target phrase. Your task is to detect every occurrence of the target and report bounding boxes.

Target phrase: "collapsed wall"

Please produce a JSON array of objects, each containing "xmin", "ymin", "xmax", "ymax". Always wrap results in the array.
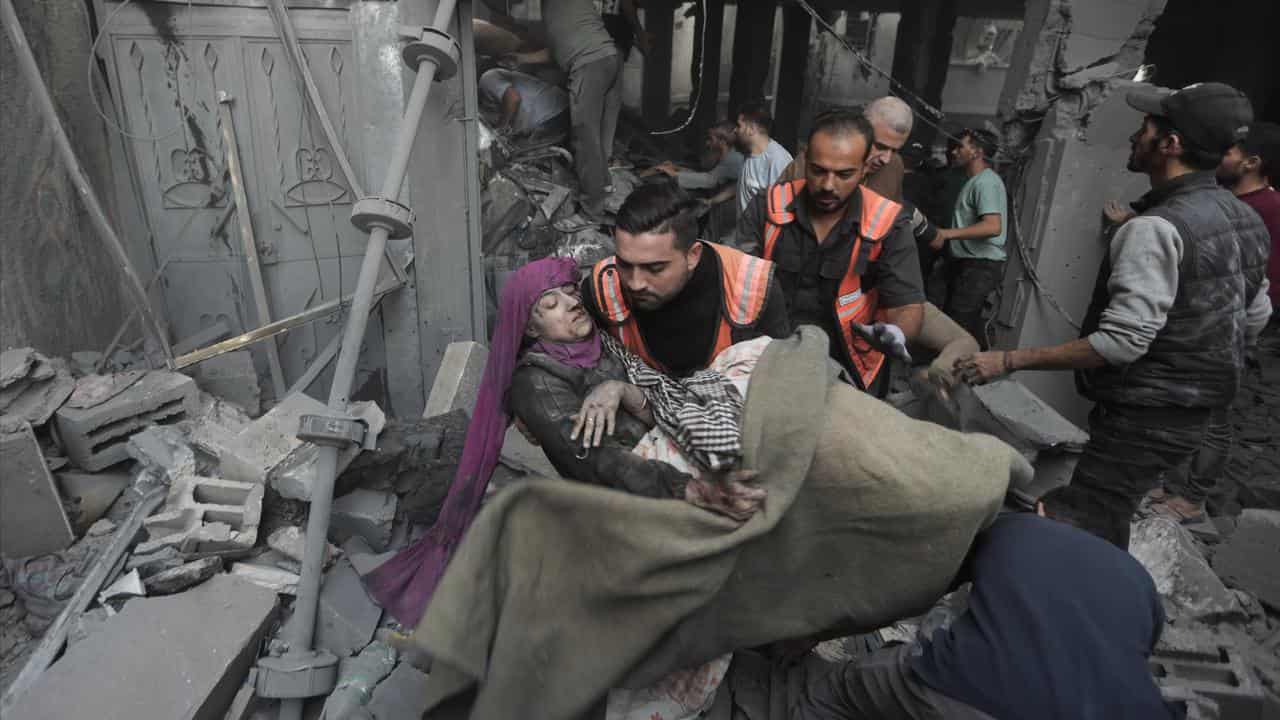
[{"xmin": 993, "ymin": 0, "xmax": 1168, "ymax": 425}]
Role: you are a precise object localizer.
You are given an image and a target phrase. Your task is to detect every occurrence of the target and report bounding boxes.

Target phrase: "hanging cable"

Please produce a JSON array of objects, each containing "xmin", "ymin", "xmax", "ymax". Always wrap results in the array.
[{"xmin": 650, "ymin": 0, "xmax": 707, "ymax": 136}]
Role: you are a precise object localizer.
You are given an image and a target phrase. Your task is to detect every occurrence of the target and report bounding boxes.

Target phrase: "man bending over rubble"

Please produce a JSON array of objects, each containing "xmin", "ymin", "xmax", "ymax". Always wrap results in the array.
[{"xmin": 738, "ymin": 510, "xmax": 1181, "ymax": 720}]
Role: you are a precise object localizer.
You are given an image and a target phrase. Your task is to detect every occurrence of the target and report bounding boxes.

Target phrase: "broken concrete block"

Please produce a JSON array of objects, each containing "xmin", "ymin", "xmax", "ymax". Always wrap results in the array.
[
  {"xmin": 63, "ymin": 371, "xmax": 145, "ymax": 410},
  {"xmin": 267, "ymin": 526, "xmax": 338, "ymax": 569},
  {"xmin": 1, "ymin": 420, "xmax": 75, "ymax": 559},
  {"xmin": 8, "ymin": 574, "xmax": 277, "ymax": 720},
  {"xmin": 0, "ymin": 347, "xmax": 38, "ymax": 388},
  {"xmin": 220, "ymin": 393, "xmax": 384, "ymax": 501},
  {"xmin": 186, "ymin": 392, "xmax": 252, "ymax": 462},
  {"xmin": 143, "ymin": 556, "xmax": 222, "ymax": 595},
  {"xmin": 423, "ymin": 341, "xmax": 489, "ymax": 419},
  {"xmin": 367, "ymin": 661, "xmax": 431, "ymax": 720},
  {"xmin": 1212, "ymin": 509, "xmax": 1280, "ymax": 612},
  {"xmin": 126, "ymin": 424, "xmax": 196, "ymax": 480},
  {"xmin": 54, "ymin": 370, "xmax": 199, "ymax": 471},
  {"xmin": 55, "ymin": 470, "xmax": 130, "ymax": 534},
  {"xmin": 1150, "ymin": 642, "xmax": 1265, "ymax": 720},
  {"xmin": 344, "ymin": 536, "xmax": 396, "ymax": 578},
  {"xmin": 309, "ymin": 558, "xmax": 383, "ymax": 657},
  {"xmin": 271, "ymin": 401, "xmax": 386, "ymax": 501},
  {"xmin": 69, "ymin": 351, "xmax": 103, "ymax": 377},
  {"xmin": 1130, "ymin": 518, "xmax": 1244, "ymax": 621},
  {"xmin": 220, "ymin": 392, "xmax": 327, "ymax": 485},
  {"xmin": 229, "ymin": 562, "xmax": 300, "ymax": 595},
  {"xmin": 138, "ymin": 474, "xmax": 263, "ymax": 557},
  {"xmin": 329, "ymin": 490, "xmax": 397, "ymax": 551},
  {"xmin": 0, "ymin": 367, "xmax": 76, "ymax": 427},
  {"xmin": 186, "ymin": 350, "xmax": 261, "ymax": 416}
]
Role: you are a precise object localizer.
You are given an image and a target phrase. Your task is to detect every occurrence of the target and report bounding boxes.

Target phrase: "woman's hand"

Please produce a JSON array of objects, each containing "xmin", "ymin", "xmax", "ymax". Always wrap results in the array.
[
  {"xmin": 571, "ymin": 380, "xmax": 629, "ymax": 448},
  {"xmin": 685, "ymin": 469, "xmax": 766, "ymax": 523}
]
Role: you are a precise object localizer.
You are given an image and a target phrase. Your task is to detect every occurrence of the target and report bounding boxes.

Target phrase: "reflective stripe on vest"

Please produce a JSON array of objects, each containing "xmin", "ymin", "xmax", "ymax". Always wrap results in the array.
[
  {"xmin": 590, "ymin": 245, "xmax": 773, "ymax": 371},
  {"xmin": 761, "ymin": 180, "xmax": 903, "ymax": 388}
]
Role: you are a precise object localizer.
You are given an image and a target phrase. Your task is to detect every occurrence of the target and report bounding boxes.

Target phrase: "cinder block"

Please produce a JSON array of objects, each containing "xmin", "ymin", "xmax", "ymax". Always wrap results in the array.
[
  {"xmin": 8, "ymin": 574, "xmax": 278, "ymax": 720},
  {"xmin": 138, "ymin": 474, "xmax": 263, "ymax": 557},
  {"xmin": 0, "ymin": 420, "xmax": 75, "ymax": 559},
  {"xmin": 54, "ymin": 371, "xmax": 199, "ymax": 471},
  {"xmin": 220, "ymin": 392, "xmax": 328, "ymax": 485},
  {"xmin": 1151, "ymin": 644, "xmax": 1265, "ymax": 720},
  {"xmin": 423, "ymin": 341, "xmax": 488, "ymax": 419}
]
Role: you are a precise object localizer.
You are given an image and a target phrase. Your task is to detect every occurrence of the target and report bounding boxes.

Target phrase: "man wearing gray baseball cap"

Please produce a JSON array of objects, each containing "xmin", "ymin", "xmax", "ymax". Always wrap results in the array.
[{"xmin": 952, "ymin": 82, "xmax": 1272, "ymax": 548}]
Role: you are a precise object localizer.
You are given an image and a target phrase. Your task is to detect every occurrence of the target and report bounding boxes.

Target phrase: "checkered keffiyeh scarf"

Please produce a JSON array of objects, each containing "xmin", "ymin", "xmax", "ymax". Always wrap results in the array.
[{"xmin": 601, "ymin": 334, "xmax": 743, "ymax": 471}]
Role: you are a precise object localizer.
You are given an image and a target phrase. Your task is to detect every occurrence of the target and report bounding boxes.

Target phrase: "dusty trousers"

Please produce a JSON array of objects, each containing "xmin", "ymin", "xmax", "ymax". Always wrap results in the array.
[
  {"xmin": 1043, "ymin": 402, "xmax": 1212, "ymax": 548},
  {"xmin": 568, "ymin": 54, "xmax": 621, "ymax": 214}
]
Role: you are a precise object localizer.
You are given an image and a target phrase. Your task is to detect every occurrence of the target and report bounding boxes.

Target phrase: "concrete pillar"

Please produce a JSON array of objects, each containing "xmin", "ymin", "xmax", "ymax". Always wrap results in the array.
[
  {"xmin": 641, "ymin": 0, "xmax": 676, "ymax": 127},
  {"xmin": 727, "ymin": 0, "xmax": 776, "ymax": 114},
  {"xmin": 690, "ymin": 0, "xmax": 725, "ymax": 141},
  {"xmin": 773, "ymin": 3, "xmax": 811, "ymax": 153},
  {"xmin": 890, "ymin": 0, "xmax": 957, "ymax": 142}
]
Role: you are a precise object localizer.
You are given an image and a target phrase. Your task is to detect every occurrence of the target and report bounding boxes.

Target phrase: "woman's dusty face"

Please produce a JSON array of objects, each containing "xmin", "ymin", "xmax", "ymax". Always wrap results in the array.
[{"xmin": 526, "ymin": 283, "xmax": 593, "ymax": 343}]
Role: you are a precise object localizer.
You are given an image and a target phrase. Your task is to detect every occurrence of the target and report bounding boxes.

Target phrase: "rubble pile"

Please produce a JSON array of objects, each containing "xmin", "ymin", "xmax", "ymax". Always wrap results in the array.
[
  {"xmin": 1, "ymin": 334, "xmax": 1278, "ymax": 717},
  {"xmin": 0, "ymin": 344, "xmax": 487, "ymax": 717}
]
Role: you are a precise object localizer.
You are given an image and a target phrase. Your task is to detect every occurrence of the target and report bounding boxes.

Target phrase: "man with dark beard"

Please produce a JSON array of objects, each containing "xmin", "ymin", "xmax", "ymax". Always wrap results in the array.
[
  {"xmin": 953, "ymin": 83, "xmax": 1271, "ymax": 548},
  {"xmin": 738, "ymin": 111, "xmax": 925, "ymax": 396}
]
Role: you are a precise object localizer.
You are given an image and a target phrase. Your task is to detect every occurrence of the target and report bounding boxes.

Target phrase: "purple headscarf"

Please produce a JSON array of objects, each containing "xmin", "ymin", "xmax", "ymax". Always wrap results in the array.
[{"xmin": 364, "ymin": 256, "xmax": 599, "ymax": 625}]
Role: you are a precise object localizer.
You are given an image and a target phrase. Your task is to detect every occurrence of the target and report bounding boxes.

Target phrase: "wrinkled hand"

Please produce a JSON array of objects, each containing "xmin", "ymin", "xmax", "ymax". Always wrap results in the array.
[
  {"xmin": 685, "ymin": 469, "xmax": 766, "ymax": 523},
  {"xmin": 851, "ymin": 322, "xmax": 912, "ymax": 363},
  {"xmin": 654, "ymin": 161, "xmax": 679, "ymax": 177},
  {"xmin": 954, "ymin": 351, "xmax": 1011, "ymax": 385},
  {"xmin": 571, "ymin": 380, "xmax": 628, "ymax": 449},
  {"xmin": 1103, "ymin": 200, "xmax": 1136, "ymax": 226}
]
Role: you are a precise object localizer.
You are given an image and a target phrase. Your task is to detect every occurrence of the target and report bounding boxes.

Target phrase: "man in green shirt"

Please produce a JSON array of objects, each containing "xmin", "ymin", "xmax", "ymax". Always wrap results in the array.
[{"xmin": 931, "ymin": 128, "xmax": 1008, "ymax": 347}]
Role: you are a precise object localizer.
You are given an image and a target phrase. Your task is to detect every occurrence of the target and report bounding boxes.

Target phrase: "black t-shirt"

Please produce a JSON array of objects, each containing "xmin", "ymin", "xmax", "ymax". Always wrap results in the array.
[
  {"xmin": 912, "ymin": 514, "xmax": 1179, "ymax": 720},
  {"xmin": 737, "ymin": 189, "xmax": 924, "ymax": 392}
]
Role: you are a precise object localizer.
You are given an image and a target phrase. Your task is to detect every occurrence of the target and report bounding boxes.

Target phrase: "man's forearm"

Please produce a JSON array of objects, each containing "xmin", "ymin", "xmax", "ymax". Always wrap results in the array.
[
  {"xmin": 943, "ymin": 215, "xmax": 1001, "ymax": 241},
  {"xmin": 1007, "ymin": 338, "xmax": 1107, "ymax": 372},
  {"xmin": 884, "ymin": 303, "xmax": 924, "ymax": 341}
]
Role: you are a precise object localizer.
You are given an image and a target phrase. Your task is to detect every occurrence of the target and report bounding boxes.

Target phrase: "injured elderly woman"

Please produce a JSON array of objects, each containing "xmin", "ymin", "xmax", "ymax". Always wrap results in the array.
[{"xmin": 364, "ymin": 255, "xmax": 770, "ymax": 622}]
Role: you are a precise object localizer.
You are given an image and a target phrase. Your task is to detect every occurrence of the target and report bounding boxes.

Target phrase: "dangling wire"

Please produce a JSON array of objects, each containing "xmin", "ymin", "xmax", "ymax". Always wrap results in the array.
[{"xmin": 650, "ymin": 0, "xmax": 707, "ymax": 136}]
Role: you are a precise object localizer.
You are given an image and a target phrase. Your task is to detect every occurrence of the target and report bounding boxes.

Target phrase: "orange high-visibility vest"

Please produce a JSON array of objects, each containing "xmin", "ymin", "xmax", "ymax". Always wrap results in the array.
[
  {"xmin": 762, "ymin": 180, "xmax": 902, "ymax": 388},
  {"xmin": 591, "ymin": 243, "xmax": 774, "ymax": 372}
]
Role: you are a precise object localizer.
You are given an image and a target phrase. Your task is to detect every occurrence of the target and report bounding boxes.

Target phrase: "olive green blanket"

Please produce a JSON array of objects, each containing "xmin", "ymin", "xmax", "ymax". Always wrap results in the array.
[{"xmin": 414, "ymin": 328, "xmax": 1028, "ymax": 719}]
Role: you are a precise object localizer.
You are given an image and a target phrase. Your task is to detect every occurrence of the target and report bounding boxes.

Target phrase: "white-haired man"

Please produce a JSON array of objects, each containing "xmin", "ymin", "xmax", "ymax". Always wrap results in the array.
[{"xmin": 863, "ymin": 96, "xmax": 914, "ymax": 201}]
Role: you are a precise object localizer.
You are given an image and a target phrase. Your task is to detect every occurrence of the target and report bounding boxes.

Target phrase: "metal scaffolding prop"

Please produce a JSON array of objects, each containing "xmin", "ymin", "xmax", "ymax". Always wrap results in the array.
[
  {"xmin": 2, "ymin": 0, "xmax": 173, "ymax": 365},
  {"xmin": 251, "ymin": 1, "xmax": 462, "ymax": 716}
]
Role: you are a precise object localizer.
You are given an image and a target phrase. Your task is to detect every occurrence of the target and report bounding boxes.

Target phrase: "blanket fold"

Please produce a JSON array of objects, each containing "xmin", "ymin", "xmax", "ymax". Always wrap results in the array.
[{"xmin": 414, "ymin": 328, "xmax": 1023, "ymax": 719}]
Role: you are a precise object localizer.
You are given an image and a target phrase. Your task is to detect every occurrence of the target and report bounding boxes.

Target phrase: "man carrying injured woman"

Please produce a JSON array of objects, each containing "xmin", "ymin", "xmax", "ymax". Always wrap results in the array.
[{"xmin": 363, "ymin": 197, "xmax": 1176, "ymax": 720}]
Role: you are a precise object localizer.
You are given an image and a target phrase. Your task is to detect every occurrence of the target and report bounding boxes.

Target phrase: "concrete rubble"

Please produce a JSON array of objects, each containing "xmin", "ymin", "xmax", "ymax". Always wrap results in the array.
[
  {"xmin": 138, "ymin": 473, "xmax": 263, "ymax": 557},
  {"xmin": 266, "ymin": 525, "xmax": 339, "ymax": 569},
  {"xmin": 7, "ymin": 575, "xmax": 277, "ymax": 720},
  {"xmin": 220, "ymin": 391, "xmax": 385, "ymax": 501},
  {"xmin": 142, "ymin": 556, "xmax": 222, "ymax": 595},
  {"xmin": 0, "ymin": 349, "xmax": 75, "ymax": 427},
  {"xmin": 1212, "ymin": 510, "xmax": 1280, "ymax": 612},
  {"xmin": 53, "ymin": 370, "xmax": 199, "ymax": 471},
  {"xmin": 0, "ymin": 419, "xmax": 75, "ymax": 559},
  {"xmin": 183, "ymin": 350, "xmax": 261, "ymax": 416},
  {"xmin": 1130, "ymin": 517, "xmax": 1246, "ymax": 622},
  {"xmin": 423, "ymin": 341, "xmax": 489, "ymax": 419},
  {"xmin": 54, "ymin": 470, "xmax": 130, "ymax": 534},
  {"xmin": 329, "ymin": 489, "xmax": 398, "ymax": 552},
  {"xmin": 309, "ymin": 558, "xmax": 383, "ymax": 658}
]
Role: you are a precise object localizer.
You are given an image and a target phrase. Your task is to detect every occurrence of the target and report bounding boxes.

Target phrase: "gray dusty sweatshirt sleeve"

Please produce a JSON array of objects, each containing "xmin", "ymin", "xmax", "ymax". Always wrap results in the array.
[
  {"xmin": 1247, "ymin": 278, "xmax": 1273, "ymax": 345},
  {"xmin": 1086, "ymin": 216, "xmax": 1183, "ymax": 365}
]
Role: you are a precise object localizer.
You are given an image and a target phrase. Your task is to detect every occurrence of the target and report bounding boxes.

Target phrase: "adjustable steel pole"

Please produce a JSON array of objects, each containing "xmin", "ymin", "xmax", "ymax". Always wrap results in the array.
[{"xmin": 253, "ymin": 2, "xmax": 462, "ymax": 717}]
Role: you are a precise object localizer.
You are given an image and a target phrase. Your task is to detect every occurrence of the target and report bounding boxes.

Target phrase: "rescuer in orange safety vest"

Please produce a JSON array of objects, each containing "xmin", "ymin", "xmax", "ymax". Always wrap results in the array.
[
  {"xmin": 582, "ymin": 184, "xmax": 793, "ymax": 378},
  {"xmin": 738, "ymin": 110, "xmax": 926, "ymax": 396}
]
